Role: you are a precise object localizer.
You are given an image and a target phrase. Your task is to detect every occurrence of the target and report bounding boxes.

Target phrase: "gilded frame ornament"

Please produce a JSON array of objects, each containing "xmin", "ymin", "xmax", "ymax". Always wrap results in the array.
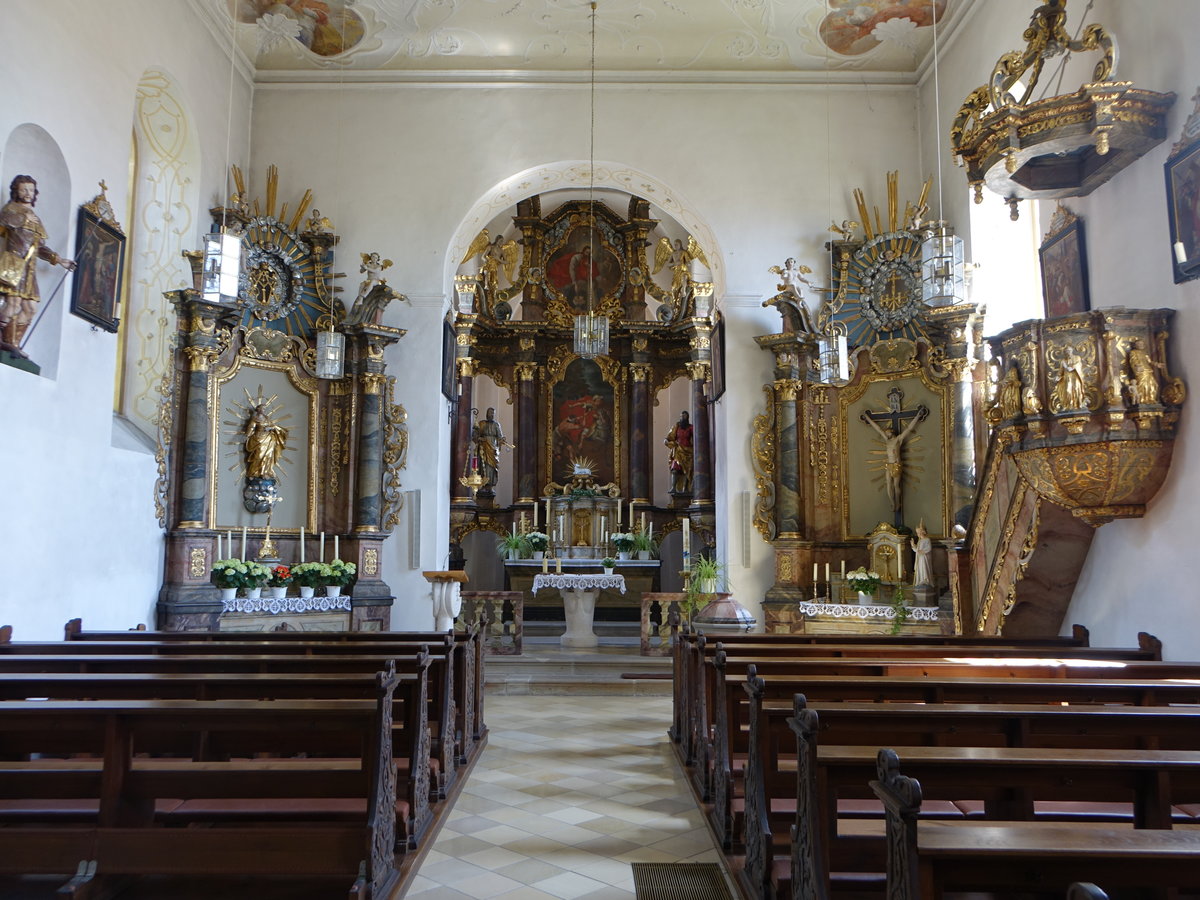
[
  {"xmin": 1039, "ymin": 215, "xmax": 1090, "ymax": 319},
  {"xmin": 69, "ymin": 204, "xmax": 125, "ymax": 333},
  {"xmin": 1165, "ymin": 132, "xmax": 1200, "ymax": 284}
]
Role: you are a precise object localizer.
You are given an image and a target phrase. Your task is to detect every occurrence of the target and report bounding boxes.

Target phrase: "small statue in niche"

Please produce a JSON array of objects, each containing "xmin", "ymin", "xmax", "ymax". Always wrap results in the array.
[
  {"xmin": 244, "ymin": 399, "xmax": 289, "ymax": 480},
  {"xmin": 664, "ymin": 410, "xmax": 694, "ymax": 495},
  {"xmin": 1052, "ymin": 346, "xmax": 1088, "ymax": 411},
  {"xmin": 764, "ymin": 257, "xmax": 815, "ymax": 332},
  {"xmin": 468, "ymin": 407, "xmax": 512, "ymax": 493},
  {"xmin": 0, "ymin": 175, "xmax": 76, "ymax": 356},
  {"xmin": 995, "ymin": 364, "xmax": 1023, "ymax": 420},
  {"xmin": 1125, "ymin": 338, "xmax": 1163, "ymax": 406},
  {"xmin": 911, "ymin": 521, "xmax": 933, "ymax": 587}
]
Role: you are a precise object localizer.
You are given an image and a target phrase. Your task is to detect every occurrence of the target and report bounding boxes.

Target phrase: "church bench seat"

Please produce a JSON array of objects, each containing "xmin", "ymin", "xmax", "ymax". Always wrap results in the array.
[{"xmin": 0, "ymin": 687, "xmax": 409, "ymax": 898}]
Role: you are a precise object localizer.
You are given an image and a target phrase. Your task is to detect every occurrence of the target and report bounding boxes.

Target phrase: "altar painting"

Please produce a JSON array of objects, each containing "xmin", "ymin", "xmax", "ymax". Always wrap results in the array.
[
  {"xmin": 544, "ymin": 225, "xmax": 622, "ymax": 313},
  {"xmin": 550, "ymin": 359, "xmax": 615, "ymax": 485}
]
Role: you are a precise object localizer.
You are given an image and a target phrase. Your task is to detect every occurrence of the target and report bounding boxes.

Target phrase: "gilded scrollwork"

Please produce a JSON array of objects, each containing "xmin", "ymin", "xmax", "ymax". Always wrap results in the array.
[
  {"xmin": 153, "ymin": 369, "xmax": 176, "ymax": 528},
  {"xmin": 381, "ymin": 376, "xmax": 409, "ymax": 531},
  {"xmin": 751, "ymin": 385, "xmax": 777, "ymax": 541}
]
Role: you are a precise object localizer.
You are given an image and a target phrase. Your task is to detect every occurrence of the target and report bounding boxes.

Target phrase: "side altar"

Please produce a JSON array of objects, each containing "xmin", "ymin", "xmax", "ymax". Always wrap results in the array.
[{"xmin": 505, "ymin": 558, "xmax": 660, "ymax": 623}]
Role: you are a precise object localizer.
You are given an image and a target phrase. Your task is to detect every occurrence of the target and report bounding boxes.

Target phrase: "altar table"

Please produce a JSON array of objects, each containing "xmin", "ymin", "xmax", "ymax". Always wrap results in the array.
[{"xmin": 531, "ymin": 573, "xmax": 626, "ymax": 649}]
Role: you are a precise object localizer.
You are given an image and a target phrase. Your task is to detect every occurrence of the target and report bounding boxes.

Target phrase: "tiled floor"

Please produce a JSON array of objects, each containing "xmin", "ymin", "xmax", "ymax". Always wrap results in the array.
[{"xmin": 406, "ymin": 694, "xmax": 725, "ymax": 899}]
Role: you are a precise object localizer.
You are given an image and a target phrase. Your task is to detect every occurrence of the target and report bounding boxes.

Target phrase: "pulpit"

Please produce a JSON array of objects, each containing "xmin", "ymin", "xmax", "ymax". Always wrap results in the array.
[
  {"xmin": 424, "ymin": 570, "xmax": 469, "ymax": 632},
  {"xmin": 532, "ymin": 572, "xmax": 625, "ymax": 648}
]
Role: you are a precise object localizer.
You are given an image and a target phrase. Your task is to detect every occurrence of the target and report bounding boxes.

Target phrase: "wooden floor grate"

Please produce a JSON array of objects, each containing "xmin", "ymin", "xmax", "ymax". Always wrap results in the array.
[{"xmin": 630, "ymin": 862, "xmax": 734, "ymax": 900}]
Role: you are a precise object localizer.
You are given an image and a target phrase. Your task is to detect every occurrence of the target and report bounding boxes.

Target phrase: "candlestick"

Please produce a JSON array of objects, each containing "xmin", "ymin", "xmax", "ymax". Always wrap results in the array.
[
  {"xmin": 241, "ymin": 526, "xmax": 247, "ymax": 562},
  {"xmin": 320, "ymin": 532, "xmax": 325, "ymax": 563},
  {"xmin": 1176, "ymin": 241, "xmax": 1188, "ymax": 265},
  {"xmin": 265, "ymin": 524, "xmax": 271, "ymax": 545},
  {"xmin": 334, "ymin": 535, "xmax": 339, "ymax": 561},
  {"xmin": 299, "ymin": 526, "xmax": 305, "ymax": 563}
]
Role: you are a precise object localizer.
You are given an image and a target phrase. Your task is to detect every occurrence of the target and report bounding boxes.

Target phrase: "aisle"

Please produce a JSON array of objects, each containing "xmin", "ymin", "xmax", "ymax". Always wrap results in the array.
[{"xmin": 407, "ymin": 694, "xmax": 724, "ymax": 899}]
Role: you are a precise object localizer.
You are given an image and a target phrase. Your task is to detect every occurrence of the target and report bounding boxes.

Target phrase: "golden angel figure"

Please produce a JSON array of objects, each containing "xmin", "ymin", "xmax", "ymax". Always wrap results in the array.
[
  {"xmin": 461, "ymin": 229, "xmax": 520, "ymax": 297},
  {"xmin": 652, "ymin": 235, "xmax": 709, "ymax": 301}
]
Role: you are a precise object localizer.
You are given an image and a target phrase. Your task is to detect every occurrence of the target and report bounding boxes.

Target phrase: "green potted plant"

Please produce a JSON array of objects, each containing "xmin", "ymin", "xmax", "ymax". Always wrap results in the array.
[
  {"xmin": 525, "ymin": 531, "xmax": 549, "ymax": 558},
  {"xmin": 601, "ymin": 556, "xmax": 617, "ymax": 575},
  {"xmin": 497, "ymin": 532, "xmax": 528, "ymax": 561},
  {"xmin": 632, "ymin": 530, "xmax": 658, "ymax": 560},
  {"xmin": 683, "ymin": 555, "xmax": 726, "ymax": 624},
  {"xmin": 289, "ymin": 561, "xmax": 326, "ymax": 599},
  {"xmin": 211, "ymin": 558, "xmax": 257, "ymax": 601},
  {"xmin": 325, "ymin": 559, "xmax": 357, "ymax": 598},
  {"xmin": 610, "ymin": 532, "xmax": 635, "ymax": 559}
]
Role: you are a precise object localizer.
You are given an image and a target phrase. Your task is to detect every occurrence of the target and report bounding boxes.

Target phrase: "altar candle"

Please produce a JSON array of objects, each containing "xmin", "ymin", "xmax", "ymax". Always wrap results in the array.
[
  {"xmin": 542, "ymin": 555, "xmax": 548, "ymax": 574},
  {"xmin": 241, "ymin": 526, "xmax": 247, "ymax": 562},
  {"xmin": 545, "ymin": 499, "xmax": 551, "ymax": 526},
  {"xmin": 841, "ymin": 559, "xmax": 846, "ymax": 578},
  {"xmin": 320, "ymin": 532, "xmax": 325, "ymax": 562},
  {"xmin": 512, "ymin": 522, "xmax": 517, "ymax": 537},
  {"xmin": 825, "ymin": 562, "xmax": 830, "ymax": 583},
  {"xmin": 812, "ymin": 563, "xmax": 818, "ymax": 582},
  {"xmin": 334, "ymin": 535, "xmax": 340, "ymax": 561},
  {"xmin": 617, "ymin": 499, "xmax": 622, "ymax": 525},
  {"xmin": 216, "ymin": 533, "xmax": 222, "ymax": 561},
  {"xmin": 648, "ymin": 522, "xmax": 653, "ymax": 539},
  {"xmin": 600, "ymin": 516, "xmax": 605, "ymax": 541},
  {"xmin": 299, "ymin": 526, "xmax": 305, "ymax": 563},
  {"xmin": 640, "ymin": 512, "xmax": 646, "ymax": 534},
  {"xmin": 227, "ymin": 531, "xmax": 233, "ymax": 559},
  {"xmin": 555, "ymin": 557, "xmax": 562, "ymax": 574},
  {"xmin": 682, "ymin": 517, "xmax": 690, "ymax": 553},
  {"xmin": 532, "ymin": 502, "xmax": 538, "ymax": 528},
  {"xmin": 558, "ymin": 515, "xmax": 564, "ymax": 538},
  {"xmin": 1176, "ymin": 241, "xmax": 1188, "ymax": 265}
]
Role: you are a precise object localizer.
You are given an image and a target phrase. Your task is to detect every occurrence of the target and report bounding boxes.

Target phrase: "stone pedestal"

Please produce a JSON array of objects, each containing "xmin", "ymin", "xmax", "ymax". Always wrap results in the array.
[{"xmin": 424, "ymin": 570, "xmax": 469, "ymax": 632}]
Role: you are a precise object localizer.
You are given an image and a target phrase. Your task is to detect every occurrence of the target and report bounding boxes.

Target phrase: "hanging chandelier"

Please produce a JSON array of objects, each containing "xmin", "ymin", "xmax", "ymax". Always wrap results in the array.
[{"xmin": 573, "ymin": 1, "xmax": 609, "ymax": 359}]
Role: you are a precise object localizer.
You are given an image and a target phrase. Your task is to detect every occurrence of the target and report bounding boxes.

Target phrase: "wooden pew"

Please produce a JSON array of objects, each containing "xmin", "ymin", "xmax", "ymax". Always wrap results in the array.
[
  {"xmin": 60, "ymin": 618, "xmax": 488, "ymax": 768},
  {"xmin": 0, "ymin": 677, "xmax": 407, "ymax": 898},
  {"xmin": 0, "ymin": 648, "xmax": 464, "ymax": 801},
  {"xmin": 871, "ymin": 748, "xmax": 1200, "ymax": 900},
  {"xmin": 741, "ymin": 686, "xmax": 1200, "ymax": 900},
  {"xmin": 0, "ymin": 661, "xmax": 435, "ymax": 851}
]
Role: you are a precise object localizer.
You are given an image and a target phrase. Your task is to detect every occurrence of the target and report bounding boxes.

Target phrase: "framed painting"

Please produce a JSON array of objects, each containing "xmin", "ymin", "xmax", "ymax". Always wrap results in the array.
[
  {"xmin": 69, "ymin": 203, "xmax": 125, "ymax": 332},
  {"xmin": 1038, "ymin": 214, "xmax": 1089, "ymax": 319},
  {"xmin": 441, "ymin": 318, "xmax": 456, "ymax": 402},
  {"xmin": 710, "ymin": 313, "xmax": 726, "ymax": 402},
  {"xmin": 1165, "ymin": 132, "xmax": 1200, "ymax": 283}
]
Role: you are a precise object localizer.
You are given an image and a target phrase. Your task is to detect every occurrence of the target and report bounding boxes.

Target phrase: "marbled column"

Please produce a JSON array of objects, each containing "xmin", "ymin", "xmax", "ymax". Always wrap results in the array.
[
  {"xmin": 514, "ymin": 362, "xmax": 538, "ymax": 501},
  {"xmin": 452, "ymin": 360, "xmax": 476, "ymax": 500},
  {"xmin": 688, "ymin": 362, "xmax": 713, "ymax": 503},
  {"xmin": 173, "ymin": 298, "xmax": 225, "ymax": 529},
  {"xmin": 629, "ymin": 361, "xmax": 652, "ymax": 501},
  {"xmin": 355, "ymin": 373, "xmax": 386, "ymax": 531},
  {"xmin": 775, "ymin": 379, "xmax": 802, "ymax": 536}
]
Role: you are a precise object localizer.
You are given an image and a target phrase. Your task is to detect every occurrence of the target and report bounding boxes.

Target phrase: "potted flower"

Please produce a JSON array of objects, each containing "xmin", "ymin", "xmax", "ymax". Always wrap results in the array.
[
  {"xmin": 526, "ymin": 531, "xmax": 549, "ymax": 559},
  {"xmin": 325, "ymin": 559, "xmax": 357, "ymax": 597},
  {"xmin": 846, "ymin": 567, "xmax": 882, "ymax": 602},
  {"xmin": 601, "ymin": 556, "xmax": 617, "ymax": 575},
  {"xmin": 690, "ymin": 555, "xmax": 725, "ymax": 595},
  {"xmin": 497, "ymin": 532, "xmax": 528, "ymax": 561},
  {"xmin": 289, "ymin": 561, "xmax": 326, "ymax": 599},
  {"xmin": 632, "ymin": 530, "xmax": 658, "ymax": 560},
  {"xmin": 610, "ymin": 532, "xmax": 635, "ymax": 559},
  {"xmin": 267, "ymin": 565, "xmax": 292, "ymax": 599},
  {"xmin": 211, "ymin": 558, "xmax": 254, "ymax": 601}
]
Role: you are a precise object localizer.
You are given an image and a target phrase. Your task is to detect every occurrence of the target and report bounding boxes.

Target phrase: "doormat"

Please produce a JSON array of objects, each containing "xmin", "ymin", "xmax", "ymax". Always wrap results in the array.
[{"xmin": 630, "ymin": 862, "xmax": 734, "ymax": 900}]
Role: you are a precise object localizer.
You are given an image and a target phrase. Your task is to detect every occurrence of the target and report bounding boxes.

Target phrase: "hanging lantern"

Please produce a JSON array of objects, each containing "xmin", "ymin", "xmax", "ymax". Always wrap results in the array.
[
  {"xmin": 315, "ymin": 329, "xmax": 345, "ymax": 380},
  {"xmin": 201, "ymin": 229, "xmax": 242, "ymax": 305},
  {"xmin": 816, "ymin": 332, "xmax": 850, "ymax": 385},
  {"xmin": 920, "ymin": 221, "xmax": 966, "ymax": 307},
  {"xmin": 573, "ymin": 311, "xmax": 609, "ymax": 359}
]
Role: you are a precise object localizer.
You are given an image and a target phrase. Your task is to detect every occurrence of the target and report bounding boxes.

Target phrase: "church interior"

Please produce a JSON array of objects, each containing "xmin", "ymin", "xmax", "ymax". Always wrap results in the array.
[{"xmin": 3, "ymin": 0, "xmax": 1200, "ymax": 897}]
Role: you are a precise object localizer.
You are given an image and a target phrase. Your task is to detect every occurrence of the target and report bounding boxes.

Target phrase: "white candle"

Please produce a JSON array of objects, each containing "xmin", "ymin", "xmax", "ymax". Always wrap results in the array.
[
  {"xmin": 825, "ymin": 562, "xmax": 830, "ymax": 583},
  {"xmin": 334, "ymin": 535, "xmax": 339, "ymax": 561},
  {"xmin": 512, "ymin": 522, "xmax": 517, "ymax": 536},
  {"xmin": 1176, "ymin": 241, "xmax": 1188, "ymax": 265},
  {"xmin": 841, "ymin": 559, "xmax": 846, "ymax": 578},
  {"xmin": 558, "ymin": 515, "xmax": 564, "ymax": 538},
  {"xmin": 542, "ymin": 555, "xmax": 548, "ymax": 573},
  {"xmin": 640, "ymin": 512, "xmax": 646, "ymax": 534},
  {"xmin": 617, "ymin": 499, "xmax": 622, "ymax": 525},
  {"xmin": 227, "ymin": 531, "xmax": 232, "ymax": 559},
  {"xmin": 241, "ymin": 526, "xmax": 247, "ymax": 562},
  {"xmin": 299, "ymin": 526, "xmax": 305, "ymax": 563},
  {"xmin": 216, "ymin": 533, "xmax": 222, "ymax": 561},
  {"xmin": 320, "ymin": 532, "xmax": 325, "ymax": 563},
  {"xmin": 532, "ymin": 502, "xmax": 538, "ymax": 528},
  {"xmin": 648, "ymin": 522, "xmax": 653, "ymax": 539},
  {"xmin": 600, "ymin": 516, "xmax": 605, "ymax": 542},
  {"xmin": 629, "ymin": 501, "xmax": 635, "ymax": 529},
  {"xmin": 545, "ymin": 499, "xmax": 551, "ymax": 527},
  {"xmin": 555, "ymin": 557, "xmax": 562, "ymax": 574},
  {"xmin": 812, "ymin": 562, "xmax": 818, "ymax": 582},
  {"xmin": 682, "ymin": 517, "xmax": 690, "ymax": 554}
]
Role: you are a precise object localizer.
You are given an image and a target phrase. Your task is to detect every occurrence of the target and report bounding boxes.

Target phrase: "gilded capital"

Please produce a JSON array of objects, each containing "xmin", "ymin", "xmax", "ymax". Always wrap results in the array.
[
  {"xmin": 685, "ymin": 361, "xmax": 710, "ymax": 382},
  {"xmin": 362, "ymin": 372, "xmax": 387, "ymax": 395},
  {"xmin": 457, "ymin": 358, "xmax": 476, "ymax": 379},
  {"xmin": 183, "ymin": 346, "xmax": 220, "ymax": 372},
  {"xmin": 519, "ymin": 337, "xmax": 536, "ymax": 352},
  {"xmin": 515, "ymin": 362, "xmax": 538, "ymax": 382},
  {"xmin": 630, "ymin": 363, "xmax": 651, "ymax": 383},
  {"xmin": 776, "ymin": 378, "xmax": 802, "ymax": 401}
]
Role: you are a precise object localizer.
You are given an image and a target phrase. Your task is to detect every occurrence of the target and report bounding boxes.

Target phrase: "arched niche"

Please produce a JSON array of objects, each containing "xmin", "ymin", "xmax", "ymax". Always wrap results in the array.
[
  {"xmin": 2, "ymin": 123, "xmax": 71, "ymax": 378},
  {"xmin": 123, "ymin": 67, "xmax": 201, "ymax": 439}
]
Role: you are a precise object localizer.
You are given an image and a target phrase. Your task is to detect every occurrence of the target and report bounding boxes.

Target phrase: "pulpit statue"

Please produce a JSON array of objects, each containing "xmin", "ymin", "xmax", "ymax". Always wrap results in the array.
[
  {"xmin": 859, "ymin": 387, "xmax": 928, "ymax": 527},
  {"xmin": 665, "ymin": 410, "xmax": 694, "ymax": 494}
]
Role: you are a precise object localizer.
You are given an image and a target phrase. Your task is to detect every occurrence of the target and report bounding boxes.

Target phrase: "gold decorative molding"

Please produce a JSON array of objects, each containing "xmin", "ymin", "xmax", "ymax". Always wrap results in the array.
[
  {"xmin": 363, "ymin": 547, "xmax": 379, "ymax": 577},
  {"xmin": 629, "ymin": 363, "xmax": 650, "ymax": 383},
  {"xmin": 189, "ymin": 546, "xmax": 207, "ymax": 577},
  {"xmin": 870, "ymin": 339, "xmax": 918, "ymax": 374},
  {"xmin": 685, "ymin": 361, "xmax": 711, "ymax": 382},
  {"xmin": 514, "ymin": 362, "xmax": 538, "ymax": 382},
  {"xmin": 775, "ymin": 378, "xmax": 801, "ymax": 402},
  {"xmin": 382, "ymin": 377, "xmax": 408, "ymax": 531},
  {"xmin": 456, "ymin": 357, "xmax": 476, "ymax": 379},
  {"xmin": 183, "ymin": 346, "xmax": 220, "ymax": 372},
  {"xmin": 750, "ymin": 385, "xmax": 777, "ymax": 541}
]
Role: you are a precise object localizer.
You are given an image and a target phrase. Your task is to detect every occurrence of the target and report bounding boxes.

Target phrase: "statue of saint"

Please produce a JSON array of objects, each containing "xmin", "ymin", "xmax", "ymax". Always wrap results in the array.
[
  {"xmin": 665, "ymin": 410, "xmax": 694, "ymax": 494},
  {"xmin": 860, "ymin": 398, "xmax": 929, "ymax": 516},
  {"xmin": 1126, "ymin": 338, "xmax": 1162, "ymax": 406},
  {"xmin": 996, "ymin": 365, "xmax": 1022, "ymax": 420},
  {"xmin": 470, "ymin": 407, "xmax": 510, "ymax": 492},
  {"xmin": 244, "ymin": 402, "xmax": 289, "ymax": 480},
  {"xmin": 1052, "ymin": 347, "xmax": 1087, "ymax": 411},
  {"xmin": 0, "ymin": 175, "xmax": 76, "ymax": 356},
  {"xmin": 911, "ymin": 521, "xmax": 933, "ymax": 587}
]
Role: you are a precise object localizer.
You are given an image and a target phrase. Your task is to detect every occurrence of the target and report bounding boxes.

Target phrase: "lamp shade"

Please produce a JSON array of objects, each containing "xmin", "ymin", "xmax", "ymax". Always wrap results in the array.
[
  {"xmin": 201, "ymin": 230, "xmax": 242, "ymax": 305},
  {"xmin": 315, "ymin": 329, "xmax": 345, "ymax": 380},
  {"xmin": 573, "ymin": 311, "xmax": 609, "ymax": 359},
  {"xmin": 920, "ymin": 221, "xmax": 966, "ymax": 307}
]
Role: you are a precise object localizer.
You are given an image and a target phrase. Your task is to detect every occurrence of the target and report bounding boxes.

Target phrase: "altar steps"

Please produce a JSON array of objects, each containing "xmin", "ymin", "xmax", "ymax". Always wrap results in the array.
[{"xmin": 485, "ymin": 629, "xmax": 673, "ymax": 696}]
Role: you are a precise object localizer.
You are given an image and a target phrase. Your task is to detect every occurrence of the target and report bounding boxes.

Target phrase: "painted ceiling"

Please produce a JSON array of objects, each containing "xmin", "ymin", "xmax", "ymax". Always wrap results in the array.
[{"xmin": 221, "ymin": 0, "xmax": 975, "ymax": 81}]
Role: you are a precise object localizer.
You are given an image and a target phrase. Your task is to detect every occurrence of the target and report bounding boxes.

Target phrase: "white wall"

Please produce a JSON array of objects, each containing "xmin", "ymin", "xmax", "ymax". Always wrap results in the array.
[
  {"xmin": 918, "ymin": 1, "xmax": 1200, "ymax": 656},
  {"xmin": 250, "ymin": 79, "xmax": 920, "ymax": 628},
  {"xmin": 0, "ymin": 1, "xmax": 252, "ymax": 639}
]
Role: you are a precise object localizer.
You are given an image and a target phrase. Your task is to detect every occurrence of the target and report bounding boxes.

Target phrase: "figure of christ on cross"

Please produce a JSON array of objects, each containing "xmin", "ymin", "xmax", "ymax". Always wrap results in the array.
[{"xmin": 859, "ymin": 387, "xmax": 929, "ymax": 528}]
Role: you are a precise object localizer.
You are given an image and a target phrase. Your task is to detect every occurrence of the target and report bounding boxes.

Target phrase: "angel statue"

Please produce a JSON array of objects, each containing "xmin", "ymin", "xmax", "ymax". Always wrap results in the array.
[
  {"xmin": 652, "ymin": 235, "xmax": 710, "ymax": 320},
  {"xmin": 356, "ymin": 252, "xmax": 392, "ymax": 302},
  {"xmin": 829, "ymin": 219, "xmax": 861, "ymax": 240},
  {"xmin": 461, "ymin": 229, "xmax": 520, "ymax": 301},
  {"xmin": 763, "ymin": 258, "xmax": 815, "ymax": 333},
  {"xmin": 343, "ymin": 251, "xmax": 407, "ymax": 327}
]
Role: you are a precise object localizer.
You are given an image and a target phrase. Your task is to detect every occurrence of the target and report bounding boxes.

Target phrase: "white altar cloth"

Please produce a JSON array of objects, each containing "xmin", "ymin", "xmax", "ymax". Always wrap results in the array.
[{"xmin": 532, "ymin": 573, "xmax": 626, "ymax": 648}]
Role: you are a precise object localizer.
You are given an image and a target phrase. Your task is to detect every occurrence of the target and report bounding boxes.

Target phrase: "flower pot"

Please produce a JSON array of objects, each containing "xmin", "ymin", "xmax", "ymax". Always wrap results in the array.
[
  {"xmin": 603, "ymin": 567, "xmax": 614, "ymax": 576},
  {"xmin": 617, "ymin": 550, "xmax": 631, "ymax": 560},
  {"xmin": 298, "ymin": 585, "xmax": 315, "ymax": 599},
  {"xmin": 324, "ymin": 585, "xmax": 342, "ymax": 598},
  {"xmin": 246, "ymin": 587, "xmax": 262, "ymax": 600},
  {"xmin": 532, "ymin": 550, "xmax": 545, "ymax": 560},
  {"xmin": 219, "ymin": 587, "xmax": 236, "ymax": 602},
  {"xmin": 857, "ymin": 590, "xmax": 873, "ymax": 604},
  {"xmin": 636, "ymin": 550, "xmax": 651, "ymax": 560},
  {"xmin": 506, "ymin": 549, "xmax": 519, "ymax": 561},
  {"xmin": 268, "ymin": 586, "xmax": 287, "ymax": 599},
  {"xmin": 698, "ymin": 577, "xmax": 718, "ymax": 595}
]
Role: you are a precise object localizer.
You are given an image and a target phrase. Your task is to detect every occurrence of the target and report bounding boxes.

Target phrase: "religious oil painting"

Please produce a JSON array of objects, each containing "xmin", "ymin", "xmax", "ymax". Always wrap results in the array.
[
  {"xmin": 441, "ymin": 317, "xmax": 456, "ymax": 402},
  {"xmin": 819, "ymin": 0, "xmax": 949, "ymax": 57},
  {"xmin": 232, "ymin": 0, "xmax": 366, "ymax": 58},
  {"xmin": 550, "ymin": 359, "xmax": 615, "ymax": 487},
  {"xmin": 69, "ymin": 205, "xmax": 125, "ymax": 333},
  {"xmin": 1165, "ymin": 134, "xmax": 1200, "ymax": 284},
  {"xmin": 544, "ymin": 225, "xmax": 622, "ymax": 313},
  {"xmin": 1039, "ymin": 217, "xmax": 1089, "ymax": 319}
]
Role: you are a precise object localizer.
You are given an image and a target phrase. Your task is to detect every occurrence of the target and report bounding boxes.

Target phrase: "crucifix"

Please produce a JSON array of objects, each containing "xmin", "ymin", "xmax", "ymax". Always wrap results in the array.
[{"xmin": 859, "ymin": 387, "xmax": 929, "ymax": 528}]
